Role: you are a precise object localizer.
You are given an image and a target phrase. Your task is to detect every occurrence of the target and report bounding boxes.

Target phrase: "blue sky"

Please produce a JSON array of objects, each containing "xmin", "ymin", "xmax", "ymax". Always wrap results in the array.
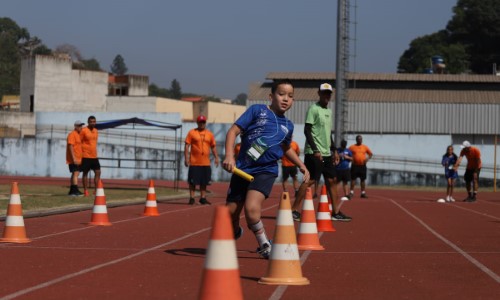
[{"xmin": 3, "ymin": 0, "xmax": 457, "ymax": 99}]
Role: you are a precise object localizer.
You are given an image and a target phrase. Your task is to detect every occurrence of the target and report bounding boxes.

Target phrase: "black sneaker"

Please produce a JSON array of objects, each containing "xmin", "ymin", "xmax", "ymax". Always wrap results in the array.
[
  {"xmin": 256, "ymin": 241, "xmax": 272, "ymax": 259},
  {"xmin": 361, "ymin": 193, "xmax": 368, "ymax": 198},
  {"xmin": 69, "ymin": 192, "xmax": 79, "ymax": 197},
  {"xmin": 234, "ymin": 226, "xmax": 243, "ymax": 240},
  {"xmin": 292, "ymin": 210, "xmax": 301, "ymax": 222},
  {"xmin": 199, "ymin": 198, "xmax": 211, "ymax": 205},
  {"xmin": 345, "ymin": 194, "xmax": 351, "ymax": 200},
  {"xmin": 332, "ymin": 211, "xmax": 352, "ymax": 222},
  {"xmin": 188, "ymin": 197, "xmax": 195, "ymax": 205},
  {"xmin": 465, "ymin": 196, "xmax": 477, "ymax": 202}
]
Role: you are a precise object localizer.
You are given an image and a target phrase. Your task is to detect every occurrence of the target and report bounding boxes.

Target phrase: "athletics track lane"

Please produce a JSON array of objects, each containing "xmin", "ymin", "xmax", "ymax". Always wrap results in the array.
[{"xmin": 0, "ymin": 178, "xmax": 499, "ymax": 299}]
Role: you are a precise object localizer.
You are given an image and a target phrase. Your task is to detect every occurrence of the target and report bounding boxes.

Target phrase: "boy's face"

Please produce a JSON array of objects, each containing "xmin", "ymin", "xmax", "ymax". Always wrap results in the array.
[{"xmin": 268, "ymin": 83, "xmax": 294, "ymax": 114}]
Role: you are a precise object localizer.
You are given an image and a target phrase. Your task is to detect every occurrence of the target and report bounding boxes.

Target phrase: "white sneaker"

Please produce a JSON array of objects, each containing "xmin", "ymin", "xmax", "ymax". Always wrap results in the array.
[
  {"xmin": 446, "ymin": 196, "xmax": 450, "ymax": 202},
  {"xmin": 449, "ymin": 196, "xmax": 456, "ymax": 202}
]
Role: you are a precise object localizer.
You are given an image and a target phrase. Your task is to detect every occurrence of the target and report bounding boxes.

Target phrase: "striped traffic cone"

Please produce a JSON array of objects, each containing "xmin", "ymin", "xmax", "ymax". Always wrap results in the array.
[
  {"xmin": 259, "ymin": 192, "xmax": 310, "ymax": 285},
  {"xmin": 199, "ymin": 206, "xmax": 243, "ymax": 300},
  {"xmin": 143, "ymin": 179, "xmax": 160, "ymax": 216},
  {"xmin": 316, "ymin": 185, "xmax": 336, "ymax": 232},
  {"xmin": 89, "ymin": 180, "xmax": 112, "ymax": 226},
  {"xmin": 297, "ymin": 188, "xmax": 324, "ymax": 251},
  {"xmin": 0, "ymin": 182, "xmax": 31, "ymax": 243}
]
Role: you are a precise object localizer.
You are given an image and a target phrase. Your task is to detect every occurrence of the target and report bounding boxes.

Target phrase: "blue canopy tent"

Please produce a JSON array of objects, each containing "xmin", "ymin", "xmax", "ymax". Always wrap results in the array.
[{"xmin": 95, "ymin": 117, "xmax": 182, "ymax": 190}]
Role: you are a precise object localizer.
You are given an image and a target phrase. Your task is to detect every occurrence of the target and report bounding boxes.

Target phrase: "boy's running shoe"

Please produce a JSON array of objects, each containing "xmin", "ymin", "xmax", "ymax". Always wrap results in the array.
[
  {"xmin": 256, "ymin": 241, "xmax": 272, "ymax": 259},
  {"xmin": 332, "ymin": 211, "xmax": 352, "ymax": 222},
  {"xmin": 292, "ymin": 210, "xmax": 301, "ymax": 222}
]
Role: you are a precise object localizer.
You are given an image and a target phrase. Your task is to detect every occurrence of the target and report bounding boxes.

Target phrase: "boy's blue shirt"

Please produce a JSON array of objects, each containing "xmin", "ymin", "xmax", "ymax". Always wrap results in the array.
[
  {"xmin": 235, "ymin": 104, "xmax": 294, "ymax": 175},
  {"xmin": 336, "ymin": 148, "xmax": 352, "ymax": 170}
]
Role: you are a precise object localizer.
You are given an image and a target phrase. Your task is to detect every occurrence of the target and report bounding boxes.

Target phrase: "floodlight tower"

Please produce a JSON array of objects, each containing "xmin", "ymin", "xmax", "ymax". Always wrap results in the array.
[{"xmin": 334, "ymin": 0, "xmax": 350, "ymax": 145}]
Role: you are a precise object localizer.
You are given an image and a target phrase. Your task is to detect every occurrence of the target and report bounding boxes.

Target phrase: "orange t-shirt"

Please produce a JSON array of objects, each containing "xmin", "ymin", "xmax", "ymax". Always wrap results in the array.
[
  {"xmin": 282, "ymin": 141, "xmax": 300, "ymax": 167},
  {"xmin": 80, "ymin": 127, "xmax": 99, "ymax": 158},
  {"xmin": 459, "ymin": 147, "xmax": 482, "ymax": 169},
  {"xmin": 185, "ymin": 129, "xmax": 216, "ymax": 166},
  {"xmin": 66, "ymin": 130, "xmax": 82, "ymax": 164},
  {"xmin": 349, "ymin": 144, "xmax": 372, "ymax": 166}
]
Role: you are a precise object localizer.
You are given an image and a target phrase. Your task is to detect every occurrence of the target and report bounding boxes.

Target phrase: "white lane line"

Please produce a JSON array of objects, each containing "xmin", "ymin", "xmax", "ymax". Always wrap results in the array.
[
  {"xmin": 269, "ymin": 232, "xmax": 324, "ymax": 300},
  {"xmin": 0, "ymin": 202, "xmax": 279, "ymax": 299},
  {"xmin": 450, "ymin": 204, "xmax": 500, "ymax": 221},
  {"xmin": 0, "ymin": 227, "xmax": 210, "ymax": 300},
  {"xmin": 389, "ymin": 198, "xmax": 500, "ymax": 284}
]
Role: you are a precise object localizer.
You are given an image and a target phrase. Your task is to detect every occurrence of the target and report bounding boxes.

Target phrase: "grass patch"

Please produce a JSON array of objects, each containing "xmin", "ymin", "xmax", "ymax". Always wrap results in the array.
[{"xmin": 0, "ymin": 184, "xmax": 185, "ymax": 217}]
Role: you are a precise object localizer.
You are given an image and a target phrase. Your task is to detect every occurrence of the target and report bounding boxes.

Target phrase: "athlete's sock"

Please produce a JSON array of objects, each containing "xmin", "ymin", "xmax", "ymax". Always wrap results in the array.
[{"xmin": 248, "ymin": 220, "xmax": 269, "ymax": 247}]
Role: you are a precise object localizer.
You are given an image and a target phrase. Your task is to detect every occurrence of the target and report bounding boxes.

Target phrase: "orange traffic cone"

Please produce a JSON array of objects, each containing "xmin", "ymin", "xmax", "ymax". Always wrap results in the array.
[
  {"xmin": 259, "ymin": 192, "xmax": 310, "ymax": 285},
  {"xmin": 89, "ymin": 180, "xmax": 112, "ymax": 226},
  {"xmin": 316, "ymin": 185, "xmax": 336, "ymax": 232},
  {"xmin": 0, "ymin": 182, "xmax": 31, "ymax": 243},
  {"xmin": 143, "ymin": 179, "xmax": 160, "ymax": 216},
  {"xmin": 199, "ymin": 206, "xmax": 243, "ymax": 300},
  {"xmin": 297, "ymin": 188, "xmax": 324, "ymax": 251}
]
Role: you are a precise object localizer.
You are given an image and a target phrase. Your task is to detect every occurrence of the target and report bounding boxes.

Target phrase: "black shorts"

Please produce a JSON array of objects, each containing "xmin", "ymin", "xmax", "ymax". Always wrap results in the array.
[
  {"xmin": 336, "ymin": 169, "xmax": 350, "ymax": 183},
  {"xmin": 226, "ymin": 172, "xmax": 277, "ymax": 202},
  {"xmin": 81, "ymin": 158, "xmax": 101, "ymax": 173},
  {"xmin": 464, "ymin": 168, "xmax": 481, "ymax": 183},
  {"xmin": 304, "ymin": 154, "xmax": 337, "ymax": 182},
  {"xmin": 68, "ymin": 164, "xmax": 81, "ymax": 173},
  {"xmin": 351, "ymin": 165, "xmax": 367, "ymax": 181},
  {"xmin": 282, "ymin": 166, "xmax": 298, "ymax": 180},
  {"xmin": 188, "ymin": 166, "xmax": 212, "ymax": 186}
]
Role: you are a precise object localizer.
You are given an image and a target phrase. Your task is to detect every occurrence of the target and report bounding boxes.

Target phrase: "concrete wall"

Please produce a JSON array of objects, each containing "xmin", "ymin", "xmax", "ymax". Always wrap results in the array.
[
  {"xmin": 106, "ymin": 96, "xmax": 157, "ymax": 112},
  {"xmin": 20, "ymin": 56, "xmax": 108, "ymax": 113},
  {"xmin": 193, "ymin": 102, "xmax": 246, "ymax": 123},
  {"xmin": 128, "ymin": 75, "xmax": 149, "ymax": 96}
]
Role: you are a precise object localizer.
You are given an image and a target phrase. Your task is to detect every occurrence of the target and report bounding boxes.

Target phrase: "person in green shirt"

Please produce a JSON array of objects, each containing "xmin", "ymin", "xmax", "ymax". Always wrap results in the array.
[{"xmin": 291, "ymin": 83, "xmax": 352, "ymax": 222}]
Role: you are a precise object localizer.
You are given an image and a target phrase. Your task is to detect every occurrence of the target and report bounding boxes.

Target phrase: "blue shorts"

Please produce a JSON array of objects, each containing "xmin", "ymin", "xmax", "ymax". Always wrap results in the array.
[
  {"xmin": 226, "ymin": 172, "xmax": 277, "ymax": 202},
  {"xmin": 445, "ymin": 169, "xmax": 458, "ymax": 180}
]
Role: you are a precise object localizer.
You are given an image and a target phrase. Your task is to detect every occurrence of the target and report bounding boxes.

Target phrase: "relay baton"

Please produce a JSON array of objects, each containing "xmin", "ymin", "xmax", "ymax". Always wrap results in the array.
[{"xmin": 233, "ymin": 167, "xmax": 254, "ymax": 182}]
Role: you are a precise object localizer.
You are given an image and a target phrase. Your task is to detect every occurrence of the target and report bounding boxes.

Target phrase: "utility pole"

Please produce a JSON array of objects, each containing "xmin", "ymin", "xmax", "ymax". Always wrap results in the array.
[{"xmin": 334, "ymin": 0, "xmax": 350, "ymax": 145}]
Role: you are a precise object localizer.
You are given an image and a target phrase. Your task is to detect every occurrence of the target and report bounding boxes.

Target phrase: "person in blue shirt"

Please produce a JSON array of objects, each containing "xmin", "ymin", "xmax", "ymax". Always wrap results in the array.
[
  {"xmin": 335, "ymin": 140, "xmax": 353, "ymax": 199},
  {"xmin": 222, "ymin": 79, "xmax": 309, "ymax": 259},
  {"xmin": 441, "ymin": 145, "xmax": 458, "ymax": 202}
]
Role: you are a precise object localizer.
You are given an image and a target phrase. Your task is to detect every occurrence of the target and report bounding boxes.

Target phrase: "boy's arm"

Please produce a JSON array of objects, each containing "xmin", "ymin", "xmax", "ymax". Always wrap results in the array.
[
  {"xmin": 284, "ymin": 146, "xmax": 310, "ymax": 183},
  {"xmin": 222, "ymin": 124, "xmax": 241, "ymax": 173}
]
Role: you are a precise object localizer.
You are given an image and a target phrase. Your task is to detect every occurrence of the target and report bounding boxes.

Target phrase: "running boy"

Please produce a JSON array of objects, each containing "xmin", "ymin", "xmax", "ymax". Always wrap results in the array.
[{"xmin": 222, "ymin": 79, "xmax": 309, "ymax": 259}]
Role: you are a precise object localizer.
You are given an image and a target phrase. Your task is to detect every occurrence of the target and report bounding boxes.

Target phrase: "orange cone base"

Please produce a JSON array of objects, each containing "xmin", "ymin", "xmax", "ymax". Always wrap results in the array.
[
  {"xmin": 200, "ymin": 269, "xmax": 243, "ymax": 299},
  {"xmin": 298, "ymin": 244, "xmax": 325, "ymax": 251},
  {"xmin": 89, "ymin": 215, "xmax": 112, "ymax": 226},
  {"xmin": 89, "ymin": 221, "xmax": 112, "ymax": 226},
  {"xmin": 259, "ymin": 276, "xmax": 310, "ymax": 285},
  {"xmin": 143, "ymin": 208, "xmax": 160, "ymax": 217},
  {"xmin": 0, "ymin": 227, "xmax": 31, "ymax": 243}
]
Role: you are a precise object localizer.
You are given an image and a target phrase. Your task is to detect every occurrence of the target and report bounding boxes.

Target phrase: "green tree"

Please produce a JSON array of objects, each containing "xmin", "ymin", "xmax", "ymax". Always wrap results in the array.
[
  {"xmin": 81, "ymin": 58, "xmax": 102, "ymax": 71},
  {"xmin": 149, "ymin": 83, "xmax": 171, "ymax": 98},
  {"xmin": 233, "ymin": 93, "xmax": 247, "ymax": 106},
  {"xmin": 110, "ymin": 54, "xmax": 128, "ymax": 75},
  {"xmin": 398, "ymin": 30, "xmax": 468, "ymax": 73},
  {"xmin": 398, "ymin": 0, "xmax": 500, "ymax": 74},
  {"xmin": 447, "ymin": 0, "xmax": 500, "ymax": 73},
  {"xmin": 170, "ymin": 79, "xmax": 182, "ymax": 99},
  {"xmin": 0, "ymin": 18, "xmax": 47, "ymax": 98}
]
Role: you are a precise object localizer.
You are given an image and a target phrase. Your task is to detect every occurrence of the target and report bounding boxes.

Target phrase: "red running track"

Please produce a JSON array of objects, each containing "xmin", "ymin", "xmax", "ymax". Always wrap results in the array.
[{"xmin": 0, "ymin": 177, "xmax": 499, "ymax": 299}]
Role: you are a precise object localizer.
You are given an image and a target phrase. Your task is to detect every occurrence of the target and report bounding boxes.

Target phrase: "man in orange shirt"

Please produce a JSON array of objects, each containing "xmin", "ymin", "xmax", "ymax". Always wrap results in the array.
[
  {"xmin": 281, "ymin": 139, "xmax": 300, "ymax": 196},
  {"xmin": 349, "ymin": 135, "xmax": 373, "ymax": 198},
  {"xmin": 454, "ymin": 140, "xmax": 482, "ymax": 202},
  {"xmin": 80, "ymin": 115, "xmax": 101, "ymax": 196},
  {"xmin": 184, "ymin": 115, "xmax": 220, "ymax": 205},
  {"xmin": 66, "ymin": 120, "xmax": 85, "ymax": 196}
]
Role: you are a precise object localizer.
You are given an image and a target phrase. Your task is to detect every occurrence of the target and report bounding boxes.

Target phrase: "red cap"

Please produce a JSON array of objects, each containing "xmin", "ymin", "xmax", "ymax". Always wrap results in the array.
[{"xmin": 197, "ymin": 115, "xmax": 207, "ymax": 122}]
